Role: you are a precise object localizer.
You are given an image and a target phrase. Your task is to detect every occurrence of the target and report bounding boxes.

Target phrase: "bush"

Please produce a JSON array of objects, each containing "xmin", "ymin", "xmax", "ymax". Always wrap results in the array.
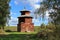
[{"xmin": 5, "ymin": 30, "xmax": 12, "ymax": 32}]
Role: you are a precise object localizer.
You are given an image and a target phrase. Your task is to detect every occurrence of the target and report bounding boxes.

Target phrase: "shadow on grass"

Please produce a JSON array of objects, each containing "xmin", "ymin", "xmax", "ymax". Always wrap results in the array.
[
  {"xmin": 5, "ymin": 30, "xmax": 17, "ymax": 32},
  {"xmin": 0, "ymin": 34, "xmax": 40, "ymax": 40}
]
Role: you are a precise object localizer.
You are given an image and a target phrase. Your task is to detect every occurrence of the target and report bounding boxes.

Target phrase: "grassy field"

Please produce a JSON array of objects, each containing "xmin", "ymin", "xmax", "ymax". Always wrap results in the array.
[
  {"xmin": 0, "ymin": 34, "xmax": 40, "ymax": 40},
  {"xmin": 0, "ymin": 26, "xmax": 41, "ymax": 40},
  {"xmin": 4, "ymin": 26, "xmax": 40, "ymax": 32},
  {"xmin": 3, "ymin": 26, "xmax": 40, "ymax": 34}
]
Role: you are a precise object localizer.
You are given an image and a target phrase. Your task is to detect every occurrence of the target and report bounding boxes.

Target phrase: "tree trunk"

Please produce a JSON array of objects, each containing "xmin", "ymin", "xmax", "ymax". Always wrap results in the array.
[
  {"xmin": 2, "ymin": 26, "xmax": 4, "ymax": 30},
  {"xmin": 0, "ymin": 27, "xmax": 4, "ymax": 33},
  {"xmin": 0, "ymin": 27, "xmax": 2, "ymax": 29}
]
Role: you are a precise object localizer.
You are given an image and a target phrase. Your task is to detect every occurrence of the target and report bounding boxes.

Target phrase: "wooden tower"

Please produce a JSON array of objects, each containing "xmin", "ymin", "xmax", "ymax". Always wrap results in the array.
[{"xmin": 17, "ymin": 9, "xmax": 34, "ymax": 32}]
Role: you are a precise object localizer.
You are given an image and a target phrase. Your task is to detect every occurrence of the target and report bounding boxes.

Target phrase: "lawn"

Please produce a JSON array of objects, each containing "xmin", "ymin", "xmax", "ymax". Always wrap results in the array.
[
  {"xmin": 0, "ymin": 34, "xmax": 40, "ymax": 40},
  {"xmin": 4, "ymin": 26, "xmax": 40, "ymax": 32},
  {"xmin": 0, "ymin": 26, "xmax": 41, "ymax": 40},
  {"xmin": 6, "ymin": 32, "xmax": 37, "ymax": 34}
]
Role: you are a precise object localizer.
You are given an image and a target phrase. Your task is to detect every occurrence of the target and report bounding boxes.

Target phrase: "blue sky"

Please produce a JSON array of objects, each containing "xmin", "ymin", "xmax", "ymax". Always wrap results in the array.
[{"xmin": 9, "ymin": 0, "xmax": 48, "ymax": 26}]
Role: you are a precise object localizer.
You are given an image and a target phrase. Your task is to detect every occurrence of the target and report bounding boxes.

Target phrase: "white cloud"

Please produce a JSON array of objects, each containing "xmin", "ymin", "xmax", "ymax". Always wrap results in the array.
[
  {"xmin": 9, "ymin": 17, "xmax": 18, "ymax": 26},
  {"xmin": 14, "ymin": 0, "xmax": 29, "ymax": 5},
  {"xmin": 34, "ymin": 4, "xmax": 40, "ymax": 9},
  {"xmin": 11, "ymin": 17, "xmax": 18, "ymax": 21},
  {"xmin": 40, "ymin": 0, "xmax": 43, "ymax": 2},
  {"xmin": 32, "ymin": 18, "xmax": 40, "ymax": 26},
  {"xmin": 28, "ymin": 0, "xmax": 40, "ymax": 9},
  {"xmin": 14, "ymin": 1, "xmax": 19, "ymax": 5},
  {"xmin": 46, "ymin": 11, "xmax": 49, "ymax": 17},
  {"xmin": 10, "ymin": 12, "xmax": 17, "ymax": 16},
  {"xmin": 32, "ymin": 18, "xmax": 40, "ymax": 23},
  {"xmin": 45, "ymin": 11, "xmax": 50, "ymax": 20},
  {"xmin": 49, "ymin": 9, "xmax": 55, "ymax": 12},
  {"xmin": 14, "ymin": 0, "xmax": 41, "ymax": 9},
  {"xmin": 27, "ymin": 0, "xmax": 43, "ymax": 9}
]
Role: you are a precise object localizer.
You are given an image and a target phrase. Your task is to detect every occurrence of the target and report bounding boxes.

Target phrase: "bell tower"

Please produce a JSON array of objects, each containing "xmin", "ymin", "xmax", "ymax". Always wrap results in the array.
[{"xmin": 17, "ymin": 8, "xmax": 34, "ymax": 32}]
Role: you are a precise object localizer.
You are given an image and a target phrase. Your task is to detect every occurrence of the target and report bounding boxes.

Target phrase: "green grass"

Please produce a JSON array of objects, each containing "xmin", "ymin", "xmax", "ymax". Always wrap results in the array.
[
  {"xmin": 0, "ymin": 34, "xmax": 40, "ymax": 40},
  {"xmin": 4, "ymin": 26, "xmax": 40, "ymax": 32},
  {"xmin": 0, "ymin": 26, "xmax": 41, "ymax": 40},
  {"xmin": 4, "ymin": 26, "xmax": 17, "ymax": 31},
  {"xmin": 4, "ymin": 26, "xmax": 40, "ymax": 34},
  {"xmin": 7, "ymin": 32, "xmax": 37, "ymax": 34}
]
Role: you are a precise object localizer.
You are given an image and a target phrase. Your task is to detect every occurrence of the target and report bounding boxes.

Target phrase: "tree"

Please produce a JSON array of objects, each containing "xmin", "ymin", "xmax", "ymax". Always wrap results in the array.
[
  {"xmin": 35, "ymin": 0, "xmax": 60, "ymax": 40},
  {"xmin": 46, "ymin": 22, "xmax": 56, "ymax": 33},
  {"xmin": 40, "ymin": 23, "xmax": 46, "ymax": 29},
  {"xmin": 35, "ymin": 0, "xmax": 60, "ymax": 25},
  {"xmin": 0, "ymin": 0, "xmax": 10, "ymax": 30}
]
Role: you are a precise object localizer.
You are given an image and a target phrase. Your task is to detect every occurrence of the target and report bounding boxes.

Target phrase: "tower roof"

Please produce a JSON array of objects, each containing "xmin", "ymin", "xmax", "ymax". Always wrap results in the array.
[
  {"xmin": 20, "ymin": 7, "xmax": 30, "ymax": 12},
  {"xmin": 18, "ymin": 15, "xmax": 33, "ymax": 18}
]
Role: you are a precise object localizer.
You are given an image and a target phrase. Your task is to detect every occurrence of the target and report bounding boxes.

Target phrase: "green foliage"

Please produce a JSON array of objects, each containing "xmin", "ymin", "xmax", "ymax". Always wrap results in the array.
[
  {"xmin": 46, "ymin": 22, "xmax": 56, "ymax": 33},
  {"xmin": 34, "ymin": 26, "xmax": 40, "ymax": 32},
  {"xmin": 40, "ymin": 23, "xmax": 46, "ymax": 29},
  {"xmin": 35, "ymin": 23, "xmax": 60, "ymax": 40},
  {"xmin": 35, "ymin": 0, "xmax": 60, "ymax": 24},
  {"xmin": 34, "ymin": 0, "xmax": 60, "ymax": 40},
  {"xmin": 0, "ymin": 0, "xmax": 10, "ymax": 29}
]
